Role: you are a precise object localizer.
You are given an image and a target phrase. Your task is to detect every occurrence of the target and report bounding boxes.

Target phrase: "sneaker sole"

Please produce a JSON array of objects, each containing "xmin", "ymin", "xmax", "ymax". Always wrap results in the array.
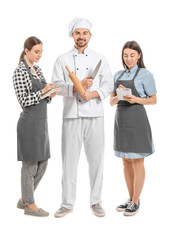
[
  {"xmin": 116, "ymin": 207, "xmax": 126, "ymax": 212},
  {"xmin": 123, "ymin": 208, "xmax": 140, "ymax": 216},
  {"xmin": 24, "ymin": 208, "xmax": 49, "ymax": 217},
  {"xmin": 54, "ymin": 209, "xmax": 73, "ymax": 218},
  {"xmin": 24, "ymin": 212, "xmax": 49, "ymax": 217},
  {"xmin": 91, "ymin": 209, "xmax": 105, "ymax": 217}
]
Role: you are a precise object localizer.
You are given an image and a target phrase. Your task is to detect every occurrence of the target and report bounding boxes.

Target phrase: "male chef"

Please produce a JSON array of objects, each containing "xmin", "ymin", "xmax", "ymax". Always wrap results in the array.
[{"xmin": 52, "ymin": 18, "xmax": 113, "ymax": 217}]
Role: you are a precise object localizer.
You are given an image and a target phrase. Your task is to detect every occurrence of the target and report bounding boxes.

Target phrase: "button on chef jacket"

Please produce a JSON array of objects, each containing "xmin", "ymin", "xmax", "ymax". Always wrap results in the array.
[{"xmin": 52, "ymin": 47, "xmax": 113, "ymax": 118}]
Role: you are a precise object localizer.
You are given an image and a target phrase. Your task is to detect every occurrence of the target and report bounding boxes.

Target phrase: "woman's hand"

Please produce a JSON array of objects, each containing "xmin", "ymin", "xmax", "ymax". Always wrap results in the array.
[
  {"xmin": 49, "ymin": 92, "xmax": 57, "ymax": 98},
  {"xmin": 118, "ymin": 84, "xmax": 125, "ymax": 89},
  {"xmin": 117, "ymin": 85, "xmax": 138, "ymax": 104},
  {"xmin": 42, "ymin": 83, "xmax": 55, "ymax": 94},
  {"xmin": 110, "ymin": 93, "xmax": 119, "ymax": 106},
  {"xmin": 123, "ymin": 95, "xmax": 138, "ymax": 104},
  {"xmin": 124, "ymin": 94, "xmax": 157, "ymax": 105}
]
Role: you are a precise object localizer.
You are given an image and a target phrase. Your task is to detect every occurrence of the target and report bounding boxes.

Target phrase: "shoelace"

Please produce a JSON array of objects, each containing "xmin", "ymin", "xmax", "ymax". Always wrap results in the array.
[{"xmin": 127, "ymin": 202, "xmax": 135, "ymax": 210}]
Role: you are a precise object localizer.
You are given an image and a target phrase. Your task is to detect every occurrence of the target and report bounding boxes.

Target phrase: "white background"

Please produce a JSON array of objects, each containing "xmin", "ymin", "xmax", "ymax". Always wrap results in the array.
[{"xmin": 0, "ymin": 0, "xmax": 170, "ymax": 239}]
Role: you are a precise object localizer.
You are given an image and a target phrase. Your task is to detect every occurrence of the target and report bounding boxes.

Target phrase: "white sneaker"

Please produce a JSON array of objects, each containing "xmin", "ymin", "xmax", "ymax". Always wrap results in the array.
[
  {"xmin": 54, "ymin": 207, "xmax": 73, "ymax": 218},
  {"xmin": 91, "ymin": 203, "xmax": 105, "ymax": 217}
]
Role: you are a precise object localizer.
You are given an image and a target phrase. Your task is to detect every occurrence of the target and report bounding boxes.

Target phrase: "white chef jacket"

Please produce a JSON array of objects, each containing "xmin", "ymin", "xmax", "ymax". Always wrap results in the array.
[{"xmin": 52, "ymin": 47, "xmax": 113, "ymax": 118}]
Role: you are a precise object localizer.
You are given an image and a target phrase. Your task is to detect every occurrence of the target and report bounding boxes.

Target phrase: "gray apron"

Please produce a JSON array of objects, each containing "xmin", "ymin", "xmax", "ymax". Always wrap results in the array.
[
  {"xmin": 17, "ymin": 60, "xmax": 50, "ymax": 162},
  {"xmin": 114, "ymin": 68, "xmax": 152, "ymax": 153}
]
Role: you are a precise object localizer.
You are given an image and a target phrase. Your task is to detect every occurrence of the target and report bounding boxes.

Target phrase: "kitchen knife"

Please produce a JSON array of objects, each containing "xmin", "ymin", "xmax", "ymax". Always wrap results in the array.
[{"xmin": 90, "ymin": 59, "xmax": 102, "ymax": 79}]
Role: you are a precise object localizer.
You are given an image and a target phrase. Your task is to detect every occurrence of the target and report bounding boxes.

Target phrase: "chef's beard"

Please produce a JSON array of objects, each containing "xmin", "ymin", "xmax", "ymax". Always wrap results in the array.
[{"xmin": 76, "ymin": 39, "xmax": 88, "ymax": 48}]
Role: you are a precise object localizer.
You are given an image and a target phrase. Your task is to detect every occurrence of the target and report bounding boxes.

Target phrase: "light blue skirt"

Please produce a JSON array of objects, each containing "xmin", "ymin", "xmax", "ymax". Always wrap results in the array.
[{"xmin": 115, "ymin": 140, "xmax": 155, "ymax": 159}]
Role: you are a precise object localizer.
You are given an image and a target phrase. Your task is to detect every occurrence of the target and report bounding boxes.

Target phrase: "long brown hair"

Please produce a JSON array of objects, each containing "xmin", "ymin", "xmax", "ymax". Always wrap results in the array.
[
  {"xmin": 19, "ymin": 36, "xmax": 42, "ymax": 65},
  {"xmin": 122, "ymin": 41, "xmax": 146, "ymax": 69}
]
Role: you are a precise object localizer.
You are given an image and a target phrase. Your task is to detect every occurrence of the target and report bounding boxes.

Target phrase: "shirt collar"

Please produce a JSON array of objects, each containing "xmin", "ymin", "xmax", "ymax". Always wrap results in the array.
[
  {"xmin": 20, "ymin": 60, "xmax": 27, "ymax": 68},
  {"xmin": 125, "ymin": 64, "xmax": 138, "ymax": 74},
  {"xmin": 73, "ymin": 46, "xmax": 89, "ymax": 55},
  {"xmin": 21, "ymin": 60, "xmax": 38, "ymax": 70},
  {"xmin": 20, "ymin": 60, "xmax": 40, "ymax": 76},
  {"xmin": 21, "ymin": 60, "xmax": 33, "ymax": 68}
]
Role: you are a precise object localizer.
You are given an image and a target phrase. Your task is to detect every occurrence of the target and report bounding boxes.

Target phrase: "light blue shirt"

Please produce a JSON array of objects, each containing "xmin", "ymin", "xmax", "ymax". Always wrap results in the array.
[
  {"xmin": 113, "ymin": 64, "xmax": 157, "ymax": 97},
  {"xmin": 113, "ymin": 64, "xmax": 157, "ymax": 159}
]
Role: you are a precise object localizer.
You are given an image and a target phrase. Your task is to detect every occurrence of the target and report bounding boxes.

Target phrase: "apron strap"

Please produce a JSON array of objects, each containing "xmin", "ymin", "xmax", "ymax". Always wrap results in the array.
[
  {"xmin": 117, "ymin": 70, "xmax": 126, "ymax": 81},
  {"xmin": 23, "ymin": 60, "xmax": 47, "ymax": 85},
  {"xmin": 132, "ymin": 68, "xmax": 140, "ymax": 81},
  {"xmin": 23, "ymin": 60, "xmax": 34, "ymax": 80},
  {"xmin": 117, "ymin": 67, "xmax": 140, "ymax": 82}
]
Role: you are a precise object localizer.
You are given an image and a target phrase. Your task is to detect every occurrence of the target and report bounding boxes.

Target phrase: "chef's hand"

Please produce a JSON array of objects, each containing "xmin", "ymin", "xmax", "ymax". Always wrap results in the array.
[
  {"xmin": 124, "ymin": 95, "xmax": 138, "ymax": 104},
  {"xmin": 42, "ymin": 83, "xmax": 55, "ymax": 94},
  {"xmin": 80, "ymin": 90, "xmax": 96, "ymax": 101},
  {"xmin": 81, "ymin": 76, "xmax": 93, "ymax": 89}
]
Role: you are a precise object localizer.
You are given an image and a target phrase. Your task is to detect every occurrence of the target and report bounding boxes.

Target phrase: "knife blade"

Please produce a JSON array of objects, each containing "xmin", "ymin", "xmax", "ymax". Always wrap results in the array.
[{"xmin": 90, "ymin": 59, "xmax": 102, "ymax": 79}]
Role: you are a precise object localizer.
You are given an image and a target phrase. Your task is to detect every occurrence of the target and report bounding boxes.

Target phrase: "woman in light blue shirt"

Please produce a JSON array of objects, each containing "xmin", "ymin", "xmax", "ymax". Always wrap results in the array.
[{"xmin": 110, "ymin": 41, "xmax": 157, "ymax": 216}]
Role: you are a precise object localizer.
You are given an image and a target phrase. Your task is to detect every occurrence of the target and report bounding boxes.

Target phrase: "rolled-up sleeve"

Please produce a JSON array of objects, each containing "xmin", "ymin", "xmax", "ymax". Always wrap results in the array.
[
  {"xmin": 143, "ymin": 71, "xmax": 157, "ymax": 96},
  {"xmin": 51, "ymin": 57, "xmax": 74, "ymax": 97},
  {"xmin": 95, "ymin": 57, "xmax": 114, "ymax": 100}
]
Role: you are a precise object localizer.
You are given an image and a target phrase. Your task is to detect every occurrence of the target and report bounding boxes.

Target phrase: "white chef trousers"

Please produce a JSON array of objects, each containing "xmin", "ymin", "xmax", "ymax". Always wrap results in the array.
[{"xmin": 61, "ymin": 117, "xmax": 104, "ymax": 209}]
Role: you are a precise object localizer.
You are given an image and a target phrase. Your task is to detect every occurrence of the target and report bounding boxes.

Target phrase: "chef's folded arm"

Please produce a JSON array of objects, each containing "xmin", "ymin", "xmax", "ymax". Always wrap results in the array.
[
  {"xmin": 51, "ymin": 57, "xmax": 113, "ymax": 100},
  {"xmin": 95, "ymin": 59, "xmax": 114, "ymax": 101},
  {"xmin": 51, "ymin": 58, "xmax": 74, "ymax": 97}
]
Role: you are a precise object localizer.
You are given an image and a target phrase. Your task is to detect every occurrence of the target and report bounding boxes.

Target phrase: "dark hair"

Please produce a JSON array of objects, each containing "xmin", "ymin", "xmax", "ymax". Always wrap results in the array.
[
  {"xmin": 122, "ymin": 41, "xmax": 146, "ymax": 69},
  {"xmin": 19, "ymin": 36, "xmax": 42, "ymax": 65}
]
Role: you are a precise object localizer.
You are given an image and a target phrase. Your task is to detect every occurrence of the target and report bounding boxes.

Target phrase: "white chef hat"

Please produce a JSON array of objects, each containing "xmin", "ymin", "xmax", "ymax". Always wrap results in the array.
[{"xmin": 68, "ymin": 18, "xmax": 92, "ymax": 37}]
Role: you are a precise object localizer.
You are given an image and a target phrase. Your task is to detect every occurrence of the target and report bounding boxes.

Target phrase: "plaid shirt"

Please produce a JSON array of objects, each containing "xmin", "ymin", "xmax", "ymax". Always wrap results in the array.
[{"xmin": 13, "ymin": 61, "xmax": 51, "ymax": 109}]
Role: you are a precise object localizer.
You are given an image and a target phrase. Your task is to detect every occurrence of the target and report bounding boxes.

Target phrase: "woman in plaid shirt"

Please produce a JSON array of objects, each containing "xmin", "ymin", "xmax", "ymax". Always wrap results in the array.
[{"xmin": 13, "ymin": 36, "xmax": 56, "ymax": 217}]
